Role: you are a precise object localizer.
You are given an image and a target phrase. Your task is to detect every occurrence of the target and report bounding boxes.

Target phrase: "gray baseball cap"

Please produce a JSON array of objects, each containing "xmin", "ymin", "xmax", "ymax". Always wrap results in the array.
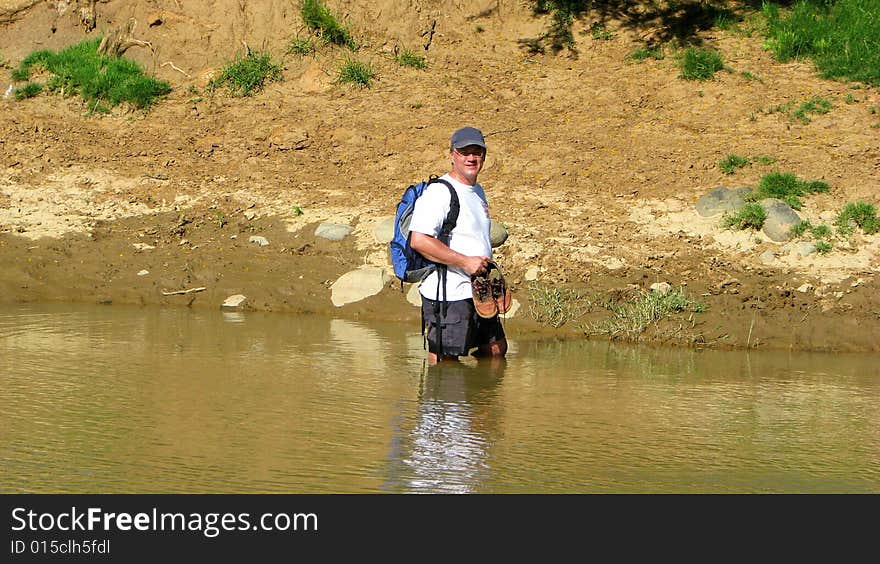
[{"xmin": 450, "ymin": 126, "xmax": 486, "ymax": 149}]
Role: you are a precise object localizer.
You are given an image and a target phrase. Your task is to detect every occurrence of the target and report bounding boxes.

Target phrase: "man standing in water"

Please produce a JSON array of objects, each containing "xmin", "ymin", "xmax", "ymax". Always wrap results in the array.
[{"xmin": 408, "ymin": 126, "xmax": 507, "ymax": 365}]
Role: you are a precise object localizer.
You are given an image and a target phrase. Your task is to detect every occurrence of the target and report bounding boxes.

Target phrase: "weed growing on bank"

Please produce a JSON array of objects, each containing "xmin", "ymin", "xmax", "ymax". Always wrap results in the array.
[
  {"xmin": 628, "ymin": 46, "xmax": 665, "ymax": 61},
  {"xmin": 722, "ymin": 203, "xmax": 767, "ymax": 230},
  {"xmin": 287, "ymin": 37, "xmax": 316, "ymax": 56},
  {"xmin": 10, "ymin": 38, "xmax": 170, "ymax": 110},
  {"xmin": 836, "ymin": 201, "xmax": 880, "ymax": 234},
  {"xmin": 718, "ymin": 153, "xmax": 776, "ymax": 174},
  {"xmin": 208, "ymin": 50, "xmax": 282, "ymax": 97},
  {"xmin": 763, "ymin": 0, "xmax": 880, "ymax": 86},
  {"xmin": 590, "ymin": 288, "xmax": 706, "ymax": 339},
  {"xmin": 301, "ymin": 0, "xmax": 356, "ymax": 49},
  {"xmin": 395, "ymin": 49, "xmax": 427, "ymax": 70},
  {"xmin": 527, "ymin": 282, "xmax": 592, "ymax": 328},
  {"xmin": 338, "ymin": 58, "xmax": 376, "ymax": 87},
  {"xmin": 678, "ymin": 47, "xmax": 725, "ymax": 80},
  {"xmin": 748, "ymin": 172, "xmax": 829, "ymax": 210},
  {"xmin": 13, "ymin": 82, "xmax": 42, "ymax": 100}
]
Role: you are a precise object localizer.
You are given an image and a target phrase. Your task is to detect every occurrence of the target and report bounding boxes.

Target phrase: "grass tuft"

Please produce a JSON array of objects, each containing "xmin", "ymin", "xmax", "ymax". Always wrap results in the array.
[
  {"xmin": 10, "ymin": 39, "xmax": 170, "ymax": 110},
  {"xmin": 590, "ymin": 287, "xmax": 706, "ymax": 339},
  {"xmin": 14, "ymin": 82, "xmax": 43, "ymax": 100},
  {"xmin": 209, "ymin": 51, "xmax": 282, "ymax": 97},
  {"xmin": 301, "ymin": 0, "xmax": 356, "ymax": 49},
  {"xmin": 395, "ymin": 49, "xmax": 427, "ymax": 70},
  {"xmin": 748, "ymin": 171, "xmax": 829, "ymax": 210},
  {"xmin": 678, "ymin": 47, "xmax": 724, "ymax": 81},
  {"xmin": 527, "ymin": 282, "xmax": 592, "ymax": 328},
  {"xmin": 719, "ymin": 153, "xmax": 751, "ymax": 174},
  {"xmin": 836, "ymin": 201, "xmax": 880, "ymax": 234},
  {"xmin": 338, "ymin": 58, "xmax": 376, "ymax": 88},
  {"xmin": 722, "ymin": 202, "xmax": 767, "ymax": 230}
]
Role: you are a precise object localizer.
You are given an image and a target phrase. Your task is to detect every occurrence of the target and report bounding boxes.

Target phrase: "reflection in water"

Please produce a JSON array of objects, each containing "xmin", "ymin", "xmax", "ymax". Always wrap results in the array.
[
  {"xmin": 383, "ymin": 361, "xmax": 505, "ymax": 493},
  {"xmin": 0, "ymin": 304, "xmax": 878, "ymax": 493}
]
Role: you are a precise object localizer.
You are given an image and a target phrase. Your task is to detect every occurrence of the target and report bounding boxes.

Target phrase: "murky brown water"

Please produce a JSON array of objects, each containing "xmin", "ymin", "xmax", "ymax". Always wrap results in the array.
[{"xmin": 1, "ymin": 303, "xmax": 877, "ymax": 493}]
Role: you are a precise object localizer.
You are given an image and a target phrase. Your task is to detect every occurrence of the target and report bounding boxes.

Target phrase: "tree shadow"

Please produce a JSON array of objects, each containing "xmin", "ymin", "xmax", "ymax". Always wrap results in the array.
[{"xmin": 519, "ymin": 0, "xmax": 799, "ymax": 57}]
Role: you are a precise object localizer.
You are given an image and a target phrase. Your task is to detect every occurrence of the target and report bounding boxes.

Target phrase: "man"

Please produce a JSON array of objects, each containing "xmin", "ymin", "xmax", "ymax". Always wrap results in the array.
[{"xmin": 409, "ymin": 126, "xmax": 508, "ymax": 365}]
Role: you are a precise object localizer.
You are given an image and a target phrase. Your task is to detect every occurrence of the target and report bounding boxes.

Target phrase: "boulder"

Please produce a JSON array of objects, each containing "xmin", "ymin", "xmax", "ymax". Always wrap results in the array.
[
  {"xmin": 760, "ymin": 198, "xmax": 802, "ymax": 242},
  {"xmin": 490, "ymin": 220, "xmax": 509, "ymax": 247},
  {"xmin": 315, "ymin": 222, "xmax": 353, "ymax": 241},
  {"xmin": 373, "ymin": 217, "xmax": 395, "ymax": 244},
  {"xmin": 695, "ymin": 186, "xmax": 752, "ymax": 217},
  {"xmin": 331, "ymin": 268, "xmax": 390, "ymax": 306}
]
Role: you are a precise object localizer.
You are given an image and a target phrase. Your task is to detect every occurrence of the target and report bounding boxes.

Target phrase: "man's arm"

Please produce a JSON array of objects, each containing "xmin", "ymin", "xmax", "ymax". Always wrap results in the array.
[{"xmin": 409, "ymin": 232, "xmax": 489, "ymax": 277}]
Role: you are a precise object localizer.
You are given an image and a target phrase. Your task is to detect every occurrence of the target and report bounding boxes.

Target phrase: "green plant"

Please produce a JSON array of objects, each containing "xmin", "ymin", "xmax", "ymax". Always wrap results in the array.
[
  {"xmin": 292, "ymin": 205, "xmax": 303, "ymax": 216},
  {"xmin": 475, "ymin": 25, "xmax": 485, "ymax": 33},
  {"xmin": 748, "ymin": 172, "xmax": 829, "ymax": 210},
  {"xmin": 589, "ymin": 22, "xmax": 613, "ymax": 40},
  {"xmin": 740, "ymin": 70, "xmax": 762, "ymax": 82},
  {"xmin": 531, "ymin": 0, "xmax": 591, "ymax": 53},
  {"xmin": 14, "ymin": 82, "xmax": 42, "ymax": 100},
  {"xmin": 722, "ymin": 203, "xmax": 767, "ymax": 230},
  {"xmin": 789, "ymin": 219, "xmax": 812, "ymax": 237},
  {"xmin": 590, "ymin": 287, "xmax": 706, "ymax": 338},
  {"xmin": 527, "ymin": 282, "xmax": 592, "ymax": 328},
  {"xmin": 754, "ymin": 154, "xmax": 777, "ymax": 165},
  {"xmin": 836, "ymin": 201, "xmax": 880, "ymax": 234},
  {"xmin": 395, "ymin": 49, "xmax": 427, "ymax": 70},
  {"xmin": 678, "ymin": 47, "xmax": 724, "ymax": 81},
  {"xmin": 208, "ymin": 50, "xmax": 282, "ymax": 97},
  {"xmin": 338, "ymin": 58, "xmax": 375, "ymax": 87},
  {"xmin": 301, "ymin": 0, "xmax": 356, "ymax": 49},
  {"xmin": 845, "ymin": 93, "xmax": 856, "ymax": 104},
  {"xmin": 811, "ymin": 223, "xmax": 832, "ymax": 239},
  {"xmin": 763, "ymin": 0, "xmax": 880, "ymax": 86},
  {"xmin": 10, "ymin": 38, "xmax": 170, "ymax": 110},
  {"xmin": 628, "ymin": 46, "xmax": 665, "ymax": 61},
  {"xmin": 792, "ymin": 96, "xmax": 833, "ymax": 124},
  {"xmin": 288, "ymin": 37, "xmax": 316, "ymax": 56},
  {"xmin": 719, "ymin": 153, "xmax": 750, "ymax": 174},
  {"xmin": 815, "ymin": 240, "xmax": 832, "ymax": 254}
]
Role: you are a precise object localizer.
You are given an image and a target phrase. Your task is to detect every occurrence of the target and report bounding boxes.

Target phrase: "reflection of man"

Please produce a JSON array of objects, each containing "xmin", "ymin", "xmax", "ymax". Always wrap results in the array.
[
  {"xmin": 409, "ymin": 127, "xmax": 507, "ymax": 365},
  {"xmin": 382, "ymin": 363, "xmax": 504, "ymax": 493}
]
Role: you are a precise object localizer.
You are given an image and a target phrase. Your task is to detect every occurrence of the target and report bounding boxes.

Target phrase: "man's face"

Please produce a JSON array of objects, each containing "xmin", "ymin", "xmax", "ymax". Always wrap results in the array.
[{"xmin": 450, "ymin": 144, "xmax": 485, "ymax": 184}]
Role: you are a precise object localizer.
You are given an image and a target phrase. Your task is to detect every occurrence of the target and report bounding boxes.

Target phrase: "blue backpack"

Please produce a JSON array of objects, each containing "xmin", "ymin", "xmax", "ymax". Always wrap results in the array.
[{"xmin": 389, "ymin": 176, "xmax": 460, "ymax": 284}]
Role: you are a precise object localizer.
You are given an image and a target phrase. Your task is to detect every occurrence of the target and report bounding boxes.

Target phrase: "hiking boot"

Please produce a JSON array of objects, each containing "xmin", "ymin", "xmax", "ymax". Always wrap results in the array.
[{"xmin": 471, "ymin": 274, "xmax": 498, "ymax": 318}]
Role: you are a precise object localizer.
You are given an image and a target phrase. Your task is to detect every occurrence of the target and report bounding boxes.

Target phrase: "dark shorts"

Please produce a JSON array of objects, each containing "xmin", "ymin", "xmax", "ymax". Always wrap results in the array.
[{"xmin": 421, "ymin": 297, "xmax": 506, "ymax": 357}]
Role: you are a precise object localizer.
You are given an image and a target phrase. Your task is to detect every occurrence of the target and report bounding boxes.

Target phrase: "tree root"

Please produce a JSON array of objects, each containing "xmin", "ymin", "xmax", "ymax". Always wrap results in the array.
[{"xmin": 97, "ymin": 18, "xmax": 153, "ymax": 57}]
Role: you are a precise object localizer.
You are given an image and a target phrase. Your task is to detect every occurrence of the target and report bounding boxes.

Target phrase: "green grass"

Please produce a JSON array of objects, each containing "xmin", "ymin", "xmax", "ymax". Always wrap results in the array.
[
  {"xmin": 395, "ymin": 49, "xmax": 427, "ymax": 70},
  {"xmin": 678, "ymin": 47, "xmax": 724, "ymax": 80},
  {"xmin": 10, "ymin": 38, "xmax": 170, "ymax": 110},
  {"xmin": 338, "ymin": 58, "xmax": 376, "ymax": 87},
  {"xmin": 301, "ymin": 0, "xmax": 356, "ymax": 49},
  {"xmin": 792, "ymin": 96, "xmax": 833, "ymax": 123},
  {"xmin": 527, "ymin": 282, "xmax": 592, "ymax": 328},
  {"xmin": 763, "ymin": 0, "xmax": 880, "ymax": 86},
  {"xmin": 722, "ymin": 202, "xmax": 767, "ymax": 230},
  {"xmin": 590, "ymin": 287, "xmax": 706, "ymax": 339},
  {"xmin": 628, "ymin": 46, "xmax": 665, "ymax": 61},
  {"xmin": 287, "ymin": 37, "xmax": 316, "ymax": 56},
  {"xmin": 208, "ymin": 50, "xmax": 282, "ymax": 97},
  {"xmin": 14, "ymin": 82, "xmax": 42, "ymax": 100},
  {"xmin": 748, "ymin": 171, "xmax": 829, "ymax": 210},
  {"xmin": 836, "ymin": 201, "xmax": 880, "ymax": 234},
  {"xmin": 719, "ymin": 153, "xmax": 751, "ymax": 174},
  {"xmin": 815, "ymin": 240, "xmax": 833, "ymax": 253}
]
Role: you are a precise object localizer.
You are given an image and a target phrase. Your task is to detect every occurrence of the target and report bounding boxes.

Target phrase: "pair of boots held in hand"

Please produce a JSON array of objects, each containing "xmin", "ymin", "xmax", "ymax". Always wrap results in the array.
[{"xmin": 471, "ymin": 261, "xmax": 512, "ymax": 319}]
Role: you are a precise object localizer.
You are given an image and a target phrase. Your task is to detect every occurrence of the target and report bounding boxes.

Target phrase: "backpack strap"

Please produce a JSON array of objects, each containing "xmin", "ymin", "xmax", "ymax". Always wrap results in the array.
[{"xmin": 427, "ymin": 176, "xmax": 460, "ymax": 246}]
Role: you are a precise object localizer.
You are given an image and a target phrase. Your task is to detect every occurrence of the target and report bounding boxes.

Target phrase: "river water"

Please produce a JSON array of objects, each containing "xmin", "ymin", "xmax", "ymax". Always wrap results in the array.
[{"xmin": 0, "ymin": 303, "xmax": 877, "ymax": 493}]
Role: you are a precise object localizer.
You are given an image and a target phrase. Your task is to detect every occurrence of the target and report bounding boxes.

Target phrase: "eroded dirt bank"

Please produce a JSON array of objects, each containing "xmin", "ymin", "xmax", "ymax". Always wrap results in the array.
[{"xmin": 1, "ymin": 1, "xmax": 878, "ymax": 352}]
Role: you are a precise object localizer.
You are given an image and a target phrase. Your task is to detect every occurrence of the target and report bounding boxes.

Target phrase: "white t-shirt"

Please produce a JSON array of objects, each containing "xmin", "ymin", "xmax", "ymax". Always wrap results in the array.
[{"xmin": 409, "ymin": 174, "xmax": 492, "ymax": 301}]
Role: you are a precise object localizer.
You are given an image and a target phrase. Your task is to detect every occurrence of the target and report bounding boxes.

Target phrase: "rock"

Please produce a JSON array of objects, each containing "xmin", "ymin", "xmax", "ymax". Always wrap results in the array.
[
  {"xmin": 248, "ymin": 235, "xmax": 269, "ymax": 247},
  {"xmin": 406, "ymin": 283, "xmax": 422, "ymax": 307},
  {"xmin": 315, "ymin": 222, "xmax": 353, "ymax": 241},
  {"xmin": 790, "ymin": 241, "xmax": 817, "ymax": 258},
  {"xmin": 330, "ymin": 268, "xmax": 390, "ymax": 306},
  {"xmin": 221, "ymin": 294, "xmax": 248, "ymax": 310},
  {"xmin": 650, "ymin": 282, "xmax": 672, "ymax": 295},
  {"xmin": 137, "ymin": 269, "xmax": 149, "ymax": 276},
  {"xmin": 501, "ymin": 298, "xmax": 521, "ymax": 319},
  {"xmin": 243, "ymin": 210, "xmax": 256, "ymax": 221},
  {"xmin": 132, "ymin": 243, "xmax": 155, "ymax": 251},
  {"xmin": 796, "ymin": 284, "xmax": 813, "ymax": 293},
  {"xmin": 490, "ymin": 220, "xmax": 509, "ymax": 247},
  {"xmin": 373, "ymin": 216, "xmax": 395, "ymax": 243},
  {"xmin": 524, "ymin": 265, "xmax": 541, "ymax": 281},
  {"xmin": 760, "ymin": 198, "xmax": 802, "ymax": 242},
  {"xmin": 695, "ymin": 186, "xmax": 752, "ymax": 217},
  {"xmin": 269, "ymin": 128, "xmax": 309, "ymax": 151},
  {"xmin": 760, "ymin": 250, "xmax": 776, "ymax": 265}
]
